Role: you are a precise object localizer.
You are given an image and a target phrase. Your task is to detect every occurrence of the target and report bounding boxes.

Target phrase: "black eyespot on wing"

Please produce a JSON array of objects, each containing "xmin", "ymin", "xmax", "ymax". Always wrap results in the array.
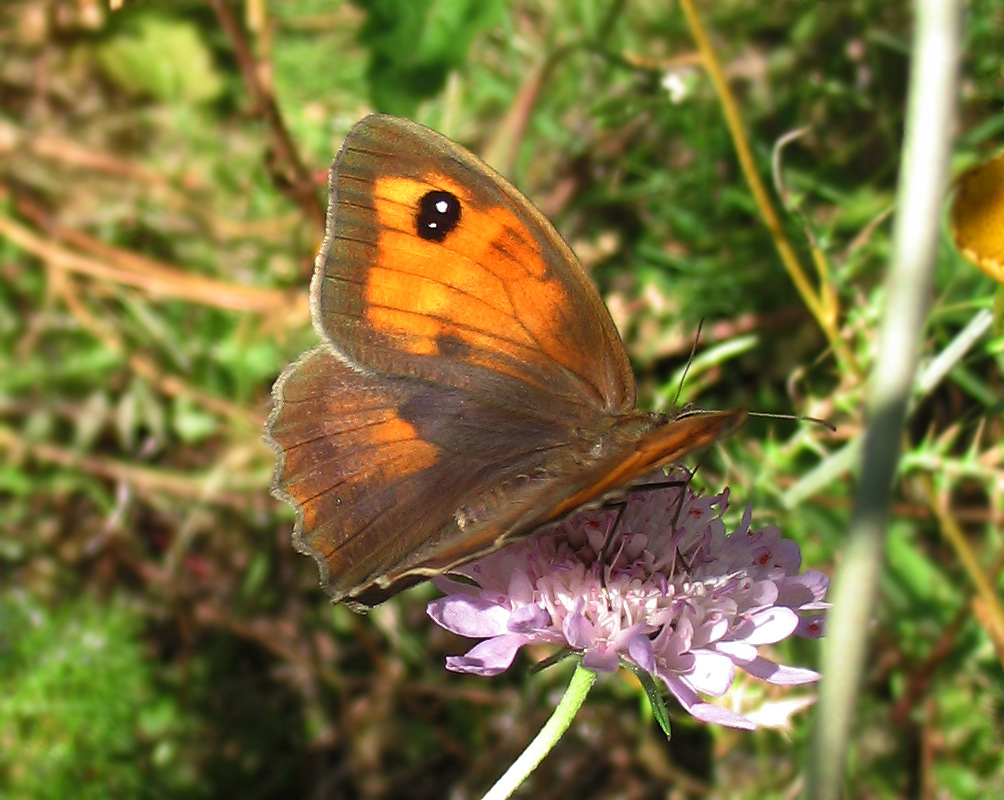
[{"xmin": 416, "ymin": 190, "xmax": 461, "ymax": 242}]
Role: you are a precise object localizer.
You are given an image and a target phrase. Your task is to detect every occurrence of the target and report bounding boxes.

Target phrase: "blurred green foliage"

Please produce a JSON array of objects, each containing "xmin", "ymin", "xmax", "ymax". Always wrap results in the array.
[
  {"xmin": 0, "ymin": 593, "xmax": 195, "ymax": 797},
  {"xmin": 96, "ymin": 15, "xmax": 224, "ymax": 104},
  {"xmin": 352, "ymin": 0, "xmax": 504, "ymax": 116},
  {"xmin": 0, "ymin": 0, "xmax": 1001, "ymax": 798}
]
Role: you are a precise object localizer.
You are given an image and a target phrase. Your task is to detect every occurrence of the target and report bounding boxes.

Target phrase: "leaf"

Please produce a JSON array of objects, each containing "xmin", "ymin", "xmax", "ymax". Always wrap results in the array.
[
  {"xmin": 352, "ymin": 0, "xmax": 503, "ymax": 116},
  {"xmin": 171, "ymin": 396, "xmax": 218, "ymax": 443},
  {"xmin": 627, "ymin": 662, "xmax": 673, "ymax": 740},
  {"xmin": 96, "ymin": 16, "xmax": 222, "ymax": 105}
]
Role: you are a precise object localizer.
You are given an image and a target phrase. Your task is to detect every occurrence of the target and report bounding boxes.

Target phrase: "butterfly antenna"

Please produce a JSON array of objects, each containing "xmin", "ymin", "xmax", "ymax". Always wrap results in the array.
[
  {"xmin": 745, "ymin": 411, "xmax": 836, "ymax": 431},
  {"xmin": 671, "ymin": 321, "xmax": 836, "ymax": 435},
  {"xmin": 673, "ymin": 318, "xmax": 705, "ymax": 409}
]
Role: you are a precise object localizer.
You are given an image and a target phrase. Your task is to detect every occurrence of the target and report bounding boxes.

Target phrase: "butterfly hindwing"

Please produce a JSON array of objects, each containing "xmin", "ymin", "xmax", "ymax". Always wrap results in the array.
[{"xmin": 267, "ymin": 346, "xmax": 583, "ymax": 606}]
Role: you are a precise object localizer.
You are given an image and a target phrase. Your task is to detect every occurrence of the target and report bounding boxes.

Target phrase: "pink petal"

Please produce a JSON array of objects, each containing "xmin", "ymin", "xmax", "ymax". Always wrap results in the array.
[
  {"xmin": 687, "ymin": 649, "xmax": 735, "ymax": 696},
  {"xmin": 445, "ymin": 634, "xmax": 530, "ymax": 676},
  {"xmin": 745, "ymin": 695, "xmax": 817, "ymax": 729},
  {"xmin": 662, "ymin": 674, "xmax": 757, "ymax": 730},
  {"xmin": 771, "ymin": 538, "xmax": 802, "ymax": 571},
  {"xmin": 777, "ymin": 570, "xmax": 830, "ymax": 608},
  {"xmin": 745, "ymin": 579, "xmax": 779, "ymax": 608},
  {"xmin": 508, "ymin": 603, "xmax": 549, "ymax": 632},
  {"xmin": 741, "ymin": 656, "xmax": 820, "ymax": 685},
  {"xmin": 507, "ymin": 570, "xmax": 536, "ymax": 603},
  {"xmin": 714, "ymin": 640, "xmax": 757, "ymax": 663},
  {"xmin": 626, "ymin": 634, "xmax": 656, "ymax": 673},
  {"xmin": 796, "ymin": 615, "xmax": 826, "ymax": 638},
  {"xmin": 743, "ymin": 607, "xmax": 799, "ymax": 645},
  {"xmin": 695, "ymin": 612, "xmax": 731, "ymax": 645},
  {"xmin": 427, "ymin": 596, "xmax": 511, "ymax": 637},
  {"xmin": 582, "ymin": 647, "xmax": 620, "ymax": 673},
  {"xmin": 562, "ymin": 609, "xmax": 596, "ymax": 650}
]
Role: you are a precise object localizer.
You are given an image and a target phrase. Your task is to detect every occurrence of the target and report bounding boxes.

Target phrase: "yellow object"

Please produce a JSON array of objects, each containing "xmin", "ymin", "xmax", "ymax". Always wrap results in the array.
[{"xmin": 950, "ymin": 150, "xmax": 1004, "ymax": 283}]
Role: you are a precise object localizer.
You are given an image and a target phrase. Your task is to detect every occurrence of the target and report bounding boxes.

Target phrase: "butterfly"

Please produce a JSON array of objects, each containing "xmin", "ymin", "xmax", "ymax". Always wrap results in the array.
[{"xmin": 265, "ymin": 114, "xmax": 746, "ymax": 611}]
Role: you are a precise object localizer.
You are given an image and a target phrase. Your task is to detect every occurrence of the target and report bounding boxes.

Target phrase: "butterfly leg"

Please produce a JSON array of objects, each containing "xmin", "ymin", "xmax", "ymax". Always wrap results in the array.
[
  {"xmin": 597, "ymin": 470, "xmax": 695, "ymax": 588},
  {"xmin": 596, "ymin": 472, "xmax": 690, "ymax": 596},
  {"xmin": 598, "ymin": 499, "xmax": 627, "ymax": 602}
]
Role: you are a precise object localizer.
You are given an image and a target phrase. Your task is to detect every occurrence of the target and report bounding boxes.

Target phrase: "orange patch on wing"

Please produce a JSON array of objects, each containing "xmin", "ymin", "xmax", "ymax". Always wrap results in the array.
[
  {"xmin": 278, "ymin": 379, "xmax": 439, "ymax": 506},
  {"xmin": 366, "ymin": 174, "xmax": 586, "ymax": 384},
  {"xmin": 345, "ymin": 417, "xmax": 439, "ymax": 487},
  {"xmin": 297, "ymin": 417, "xmax": 439, "ymax": 535},
  {"xmin": 545, "ymin": 450, "xmax": 652, "ymax": 522},
  {"xmin": 365, "ymin": 306, "xmax": 441, "ymax": 355},
  {"xmin": 364, "ymin": 257, "xmax": 531, "ymax": 343}
]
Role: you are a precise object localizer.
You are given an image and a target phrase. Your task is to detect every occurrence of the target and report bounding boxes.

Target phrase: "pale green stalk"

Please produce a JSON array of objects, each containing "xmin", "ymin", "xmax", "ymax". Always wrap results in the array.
[{"xmin": 480, "ymin": 665, "xmax": 596, "ymax": 800}]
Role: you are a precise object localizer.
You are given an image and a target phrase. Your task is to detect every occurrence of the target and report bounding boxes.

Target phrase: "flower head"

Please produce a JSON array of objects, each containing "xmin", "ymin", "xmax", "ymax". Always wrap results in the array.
[{"xmin": 427, "ymin": 472, "xmax": 829, "ymax": 730}]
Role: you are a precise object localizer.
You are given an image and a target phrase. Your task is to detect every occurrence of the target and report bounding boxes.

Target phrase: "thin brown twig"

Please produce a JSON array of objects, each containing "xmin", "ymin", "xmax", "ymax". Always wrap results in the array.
[
  {"xmin": 0, "ymin": 212, "xmax": 307, "ymax": 318},
  {"xmin": 917, "ymin": 473, "xmax": 1004, "ymax": 652},
  {"xmin": 0, "ymin": 426, "xmax": 265, "ymax": 509},
  {"xmin": 5, "ymin": 193, "xmax": 288, "ymax": 426},
  {"xmin": 207, "ymin": 0, "xmax": 326, "ymax": 232},
  {"xmin": 679, "ymin": 0, "xmax": 861, "ymax": 380},
  {"xmin": 1, "ymin": 133, "xmax": 305, "ymax": 243},
  {"xmin": 770, "ymin": 127, "xmax": 839, "ymax": 323},
  {"xmin": 620, "ymin": 51, "xmax": 704, "ymax": 70},
  {"xmin": 2, "ymin": 127, "xmax": 166, "ymax": 182}
]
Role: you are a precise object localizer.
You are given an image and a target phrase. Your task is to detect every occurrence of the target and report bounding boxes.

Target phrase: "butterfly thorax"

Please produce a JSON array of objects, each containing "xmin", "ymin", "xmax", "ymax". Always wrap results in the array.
[{"xmin": 580, "ymin": 410, "xmax": 670, "ymax": 461}]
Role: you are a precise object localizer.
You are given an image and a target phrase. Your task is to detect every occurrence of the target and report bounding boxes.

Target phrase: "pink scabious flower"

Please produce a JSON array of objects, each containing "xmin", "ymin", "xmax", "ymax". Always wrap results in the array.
[{"xmin": 427, "ymin": 473, "xmax": 829, "ymax": 730}]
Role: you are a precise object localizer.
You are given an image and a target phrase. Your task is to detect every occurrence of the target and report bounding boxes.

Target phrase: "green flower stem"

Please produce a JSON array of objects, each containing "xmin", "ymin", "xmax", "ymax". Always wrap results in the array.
[{"xmin": 480, "ymin": 664, "xmax": 597, "ymax": 800}]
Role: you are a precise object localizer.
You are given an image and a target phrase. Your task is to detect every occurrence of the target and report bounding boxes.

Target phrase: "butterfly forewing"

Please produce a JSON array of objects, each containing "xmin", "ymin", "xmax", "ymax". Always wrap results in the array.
[{"xmin": 313, "ymin": 115, "xmax": 636, "ymax": 418}]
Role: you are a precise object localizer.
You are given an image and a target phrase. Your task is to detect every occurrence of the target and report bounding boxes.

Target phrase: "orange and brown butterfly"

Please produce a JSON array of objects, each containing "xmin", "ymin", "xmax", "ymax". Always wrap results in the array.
[{"xmin": 265, "ymin": 114, "xmax": 746, "ymax": 611}]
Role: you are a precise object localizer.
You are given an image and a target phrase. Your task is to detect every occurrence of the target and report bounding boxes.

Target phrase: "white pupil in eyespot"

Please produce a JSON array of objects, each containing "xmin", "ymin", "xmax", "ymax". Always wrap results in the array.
[{"xmin": 435, "ymin": 200, "xmax": 449, "ymax": 214}]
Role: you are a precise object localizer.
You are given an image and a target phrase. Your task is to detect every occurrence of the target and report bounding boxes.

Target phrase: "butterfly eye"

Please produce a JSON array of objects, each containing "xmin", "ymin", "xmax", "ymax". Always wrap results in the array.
[{"xmin": 416, "ymin": 190, "xmax": 461, "ymax": 242}]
